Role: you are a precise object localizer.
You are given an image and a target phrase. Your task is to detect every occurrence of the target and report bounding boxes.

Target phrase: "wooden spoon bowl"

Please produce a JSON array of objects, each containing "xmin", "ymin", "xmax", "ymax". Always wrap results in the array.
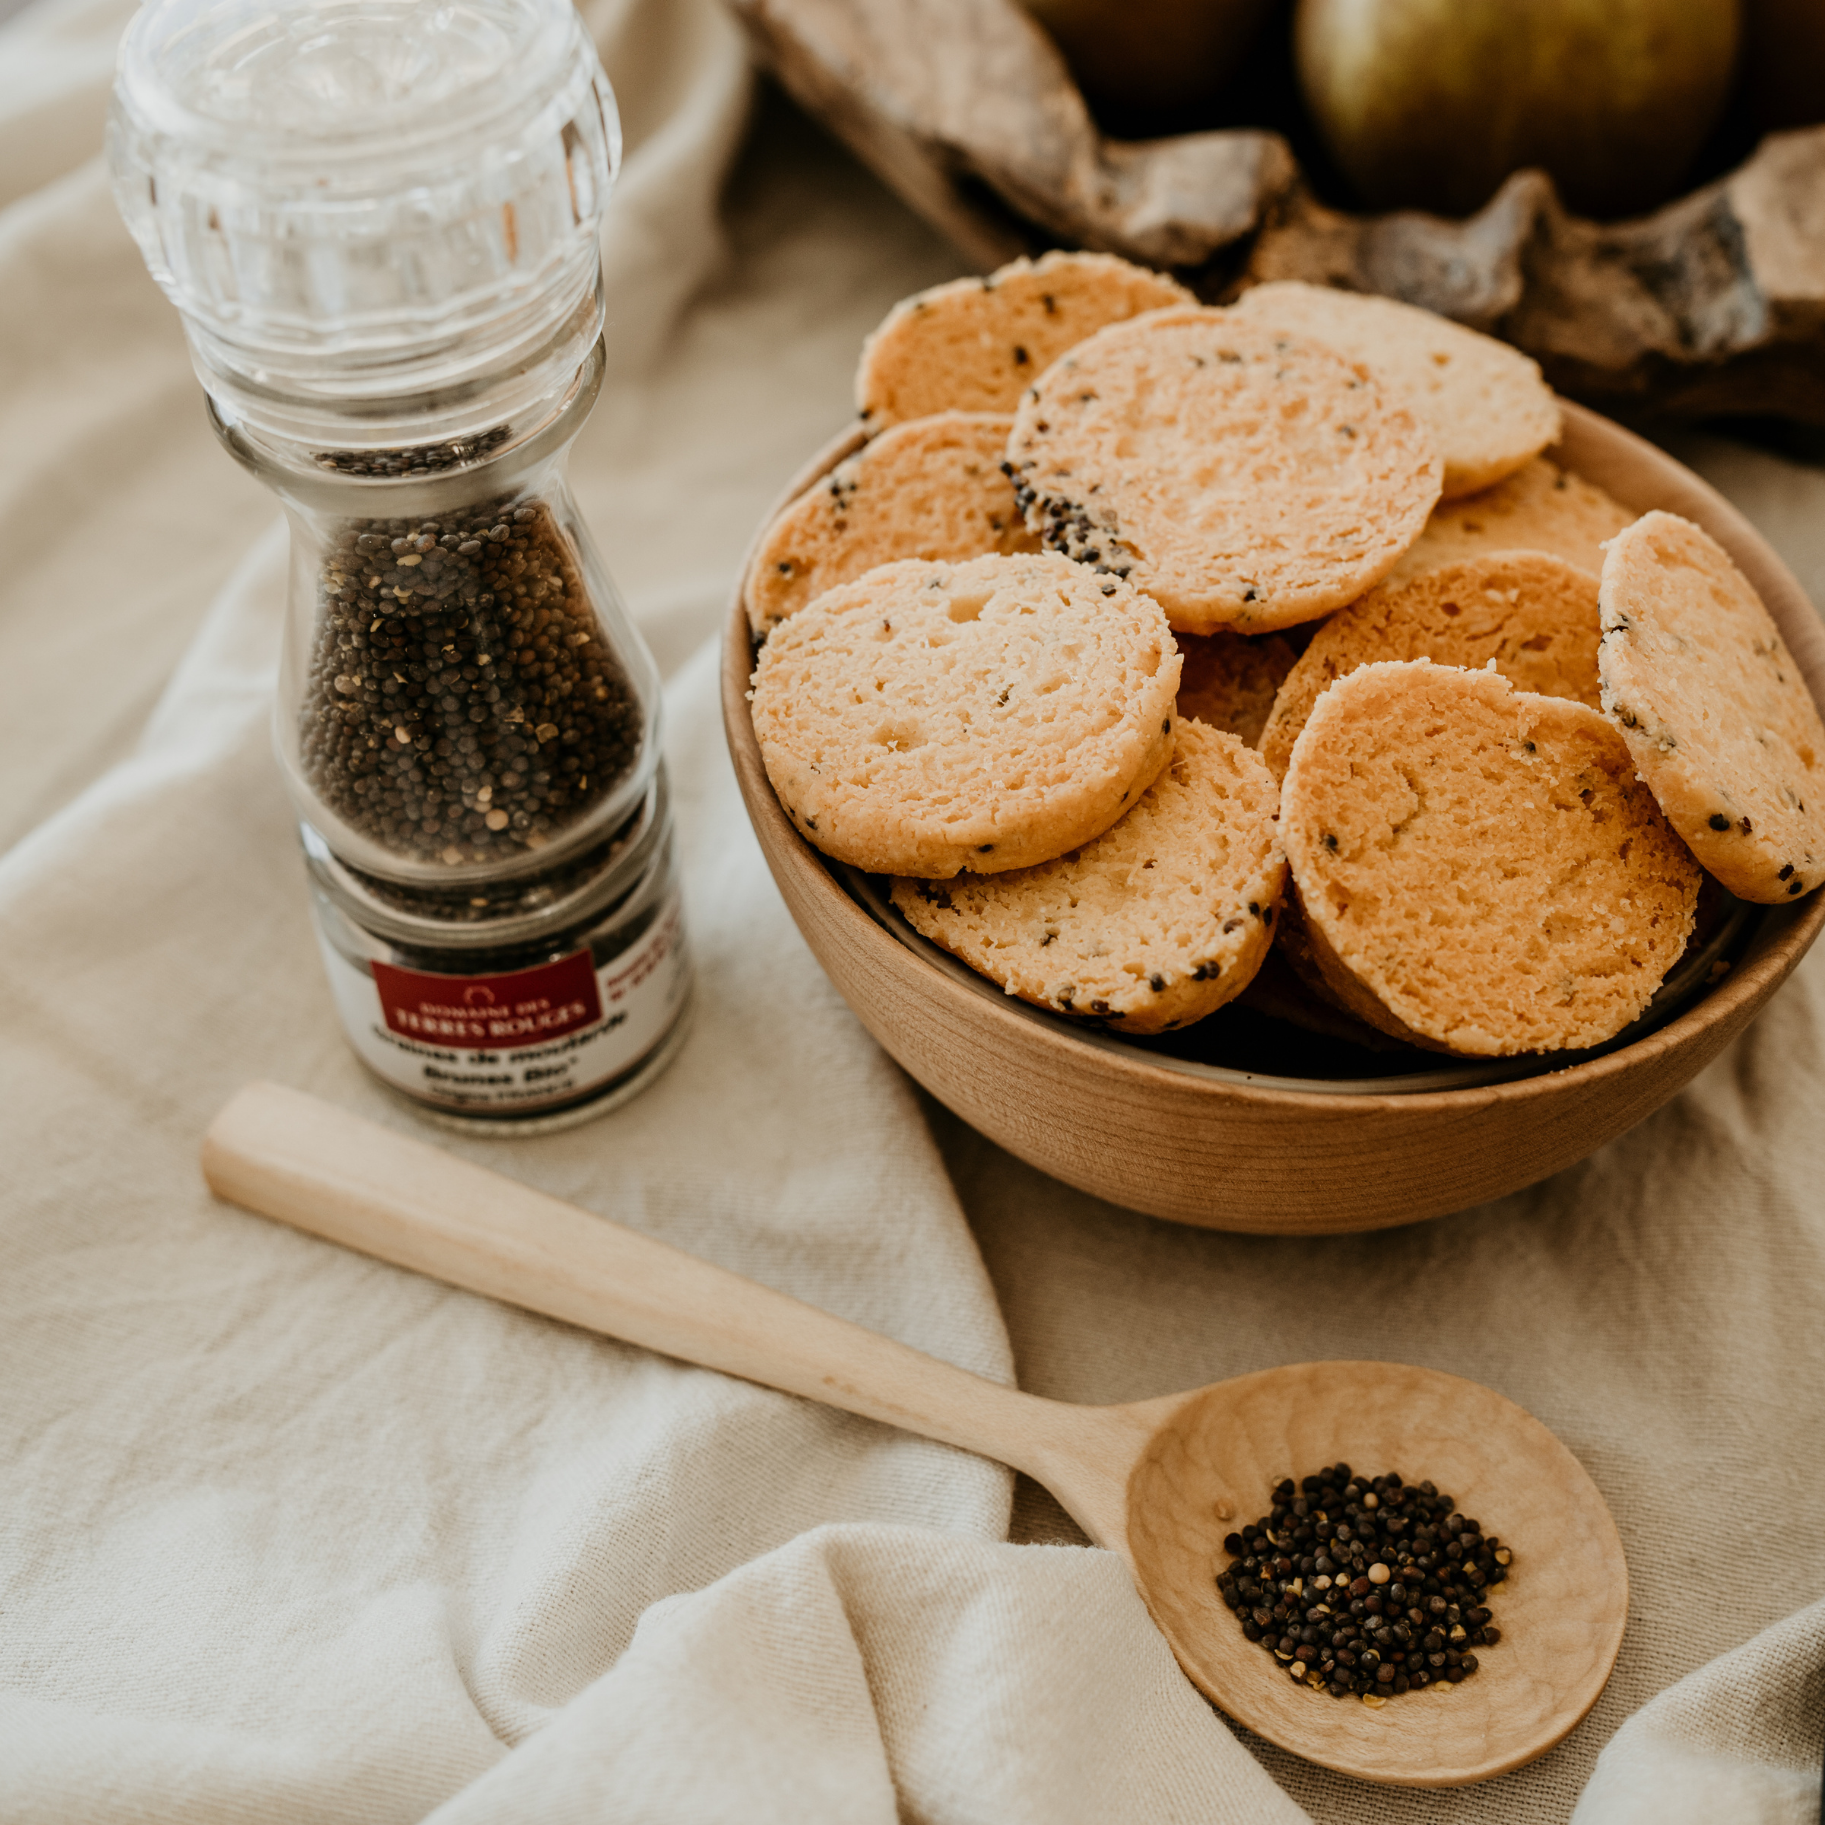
[
  {"xmin": 203, "ymin": 1083, "xmax": 1627, "ymax": 1786},
  {"xmin": 1114, "ymin": 1364, "xmax": 1624, "ymax": 1783}
]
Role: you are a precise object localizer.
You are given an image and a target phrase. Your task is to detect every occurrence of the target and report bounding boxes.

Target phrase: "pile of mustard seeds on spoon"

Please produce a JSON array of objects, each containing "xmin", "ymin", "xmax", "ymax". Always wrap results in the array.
[{"xmin": 1217, "ymin": 1464, "xmax": 1511, "ymax": 1702}]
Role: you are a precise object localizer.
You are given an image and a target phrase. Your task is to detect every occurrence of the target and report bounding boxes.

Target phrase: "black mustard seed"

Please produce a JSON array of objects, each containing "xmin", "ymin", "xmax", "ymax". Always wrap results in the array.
[
  {"xmin": 313, "ymin": 425, "xmax": 513, "ymax": 478},
  {"xmin": 300, "ymin": 496, "xmax": 641, "ymax": 867},
  {"xmin": 1215, "ymin": 1464, "xmax": 1512, "ymax": 1704}
]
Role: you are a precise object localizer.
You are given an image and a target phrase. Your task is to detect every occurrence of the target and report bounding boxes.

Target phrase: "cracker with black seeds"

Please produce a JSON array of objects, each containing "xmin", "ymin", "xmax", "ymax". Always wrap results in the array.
[
  {"xmin": 744, "ymin": 413, "xmax": 1038, "ymax": 635},
  {"xmin": 1006, "ymin": 308, "xmax": 1441, "ymax": 634},
  {"xmin": 857, "ymin": 251, "xmax": 1192, "ymax": 431},
  {"xmin": 750, "ymin": 553, "xmax": 1179, "ymax": 879},
  {"xmin": 891, "ymin": 718, "xmax": 1284, "ymax": 1032},
  {"xmin": 1231, "ymin": 281, "xmax": 1560, "ymax": 498},
  {"xmin": 1388, "ymin": 456, "xmax": 1635, "ymax": 586},
  {"xmin": 1599, "ymin": 511, "xmax": 1825, "ymax": 903},
  {"xmin": 1281, "ymin": 660, "xmax": 1700, "ymax": 1055},
  {"xmin": 1258, "ymin": 551, "xmax": 1602, "ymax": 778}
]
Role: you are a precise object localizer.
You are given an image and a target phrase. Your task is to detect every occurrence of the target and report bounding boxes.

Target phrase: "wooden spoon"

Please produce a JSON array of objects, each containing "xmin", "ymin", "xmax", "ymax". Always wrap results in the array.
[{"xmin": 202, "ymin": 1081, "xmax": 1626, "ymax": 1786}]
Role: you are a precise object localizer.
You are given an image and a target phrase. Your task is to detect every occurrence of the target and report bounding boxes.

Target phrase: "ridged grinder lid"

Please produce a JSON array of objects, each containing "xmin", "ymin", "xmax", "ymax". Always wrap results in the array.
[{"xmin": 108, "ymin": 0, "xmax": 620, "ymax": 402}]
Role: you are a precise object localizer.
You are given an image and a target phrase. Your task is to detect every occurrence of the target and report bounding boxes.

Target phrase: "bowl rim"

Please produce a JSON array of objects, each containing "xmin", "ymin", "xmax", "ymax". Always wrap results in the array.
[{"xmin": 722, "ymin": 398, "xmax": 1825, "ymax": 1117}]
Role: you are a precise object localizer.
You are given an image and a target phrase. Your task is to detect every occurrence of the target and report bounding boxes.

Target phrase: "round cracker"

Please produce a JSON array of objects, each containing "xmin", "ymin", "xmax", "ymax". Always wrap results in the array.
[
  {"xmin": 1258, "ymin": 551, "xmax": 1603, "ymax": 778},
  {"xmin": 1599, "ymin": 510, "xmax": 1825, "ymax": 903},
  {"xmin": 1006, "ymin": 307, "xmax": 1442, "ymax": 634},
  {"xmin": 1282, "ymin": 660, "xmax": 1700, "ymax": 1056},
  {"xmin": 1231, "ymin": 281, "xmax": 1560, "ymax": 498},
  {"xmin": 751, "ymin": 553, "xmax": 1180, "ymax": 879},
  {"xmin": 744, "ymin": 413, "xmax": 1038, "ymax": 635},
  {"xmin": 1388, "ymin": 456, "xmax": 1634, "ymax": 587},
  {"xmin": 856, "ymin": 251, "xmax": 1192, "ymax": 431},
  {"xmin": 891, "ymin": 718, "xmax": 1284, "ymax": 1033},
  {"xmin": 1175, "ymin": 629, "xmax": 1297, "ymax": 747}
]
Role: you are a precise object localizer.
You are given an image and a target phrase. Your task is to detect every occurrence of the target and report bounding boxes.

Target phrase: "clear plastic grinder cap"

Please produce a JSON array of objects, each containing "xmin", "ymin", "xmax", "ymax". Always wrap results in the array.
[{"xmin": 108, "ymin": 0, "xmax": 621, "ymax": 402}]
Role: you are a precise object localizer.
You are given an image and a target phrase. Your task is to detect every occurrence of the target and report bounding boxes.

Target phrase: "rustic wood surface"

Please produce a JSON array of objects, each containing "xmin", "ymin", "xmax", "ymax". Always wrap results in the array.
[
  {"xmin": 720, "ymin": 403, "xmax": 1825, "ymax": 1234},
  {"xmin": 730, "ymin": 0, "xmax": 1825, "ymax": 421},
  {"xmin": 202, "ymin": 1081, "xmax": 1627, "ymax": 1786}
]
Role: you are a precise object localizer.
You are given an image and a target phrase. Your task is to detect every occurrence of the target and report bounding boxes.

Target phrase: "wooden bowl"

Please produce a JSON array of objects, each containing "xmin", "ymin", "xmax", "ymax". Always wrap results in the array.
[{"xmin": 721, "ymin": 403, "xmax": 1825, "ymax": 1233}]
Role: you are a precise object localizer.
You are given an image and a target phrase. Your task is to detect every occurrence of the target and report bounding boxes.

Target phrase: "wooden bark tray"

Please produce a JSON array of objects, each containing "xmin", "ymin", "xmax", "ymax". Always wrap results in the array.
[{"xmin": 730, "ymin": 0, "xmax": 1825, "ymax": 423}]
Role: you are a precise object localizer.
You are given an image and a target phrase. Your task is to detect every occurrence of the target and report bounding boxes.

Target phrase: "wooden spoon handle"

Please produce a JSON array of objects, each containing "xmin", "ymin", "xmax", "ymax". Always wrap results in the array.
[{"xmin": 202, "ymin": 1081, "xmax": 1060, "ymax": 1474}]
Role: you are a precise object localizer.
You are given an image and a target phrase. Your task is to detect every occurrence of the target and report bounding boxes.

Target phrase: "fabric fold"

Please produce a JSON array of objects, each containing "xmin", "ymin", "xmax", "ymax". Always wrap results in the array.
[
  {"xmin": 1571, "ymin": 1598, "xmax": 1825, "ymax": 1825},
  {"xmin": 425, "ymin": 1526, "xmax": 1312, "ymax": 1825}
]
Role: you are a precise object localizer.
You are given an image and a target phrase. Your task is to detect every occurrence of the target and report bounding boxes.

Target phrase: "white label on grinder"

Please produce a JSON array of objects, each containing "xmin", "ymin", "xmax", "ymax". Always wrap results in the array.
[{"xmin": 317, "ymin": 894, "xmax": 688, "ymax": 1114}]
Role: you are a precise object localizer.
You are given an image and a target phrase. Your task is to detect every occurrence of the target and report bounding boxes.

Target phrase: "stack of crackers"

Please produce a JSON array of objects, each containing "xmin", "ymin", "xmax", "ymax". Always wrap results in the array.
[{"xmin": 745, "ymin": 254, "xmax": 1825, "ymax": 1060}]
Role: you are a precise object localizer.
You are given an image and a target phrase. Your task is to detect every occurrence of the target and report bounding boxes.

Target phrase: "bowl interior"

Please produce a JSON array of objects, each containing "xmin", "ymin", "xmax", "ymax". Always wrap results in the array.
[{"xmin": 842, "ymin": 863, "xmax": 1759, "ymax": 1096}]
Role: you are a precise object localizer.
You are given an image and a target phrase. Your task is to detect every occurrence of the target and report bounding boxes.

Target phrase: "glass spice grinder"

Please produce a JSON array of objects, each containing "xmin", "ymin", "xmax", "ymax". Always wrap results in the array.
[{"xmin": 107, "ymin": 0, "xmax": 692, "ymax": 1131}]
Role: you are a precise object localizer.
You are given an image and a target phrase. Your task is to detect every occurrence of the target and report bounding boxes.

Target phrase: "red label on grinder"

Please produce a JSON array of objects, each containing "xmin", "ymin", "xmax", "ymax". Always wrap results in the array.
[{"xmin": 370, "ymin": 950, "xmax": 602, "ymax": 1050}]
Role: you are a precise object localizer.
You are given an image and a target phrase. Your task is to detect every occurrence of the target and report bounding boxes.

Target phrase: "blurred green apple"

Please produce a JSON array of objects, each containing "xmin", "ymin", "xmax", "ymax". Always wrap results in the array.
[
  {"xmin": 1022, "ymin": 0, "xmax": 1274, "ymax": 115},
  {"xmin": 1294, "ymin": 0, "xmax": 1741, "ymax": 218}
]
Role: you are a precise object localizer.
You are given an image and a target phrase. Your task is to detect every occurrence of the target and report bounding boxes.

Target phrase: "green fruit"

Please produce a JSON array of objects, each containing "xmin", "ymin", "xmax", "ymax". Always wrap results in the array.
[
  {"xmin": 1295, "ymin": 0, "xmax": 1742, "ymax": 218},
  {"xmin": 1022, "ymin": 0, "xmax": 1274, "ymax": 115}
]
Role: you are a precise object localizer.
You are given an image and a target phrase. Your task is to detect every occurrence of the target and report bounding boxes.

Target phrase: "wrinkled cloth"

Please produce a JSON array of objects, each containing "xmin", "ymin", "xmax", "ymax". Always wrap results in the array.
[
  {"xmin": 1571, "ymin": 1597, "xmax": 1825, "ymax": 1825},
  {"xmin": 2, "ymin": 0, "xmax": 1824, "ymax": 1820}
]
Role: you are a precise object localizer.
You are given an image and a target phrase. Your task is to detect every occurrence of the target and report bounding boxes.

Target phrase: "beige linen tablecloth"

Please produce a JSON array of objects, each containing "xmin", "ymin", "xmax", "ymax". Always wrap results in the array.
[{"xmin": 2, "ymin": 2, "xmax": 1822, "ymax": 1819}]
